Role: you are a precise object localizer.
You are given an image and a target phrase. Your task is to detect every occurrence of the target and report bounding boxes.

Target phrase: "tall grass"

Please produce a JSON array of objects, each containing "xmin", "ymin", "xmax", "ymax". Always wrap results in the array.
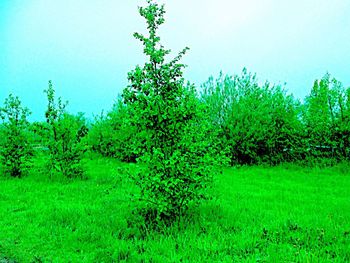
[{"xmin": 1, "ymin": 156, "xmax": 349, "ymax": 262}]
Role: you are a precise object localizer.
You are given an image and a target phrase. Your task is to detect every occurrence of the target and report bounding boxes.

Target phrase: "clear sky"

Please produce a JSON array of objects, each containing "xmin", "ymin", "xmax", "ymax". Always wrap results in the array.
[{"xmin": 1, "ymin": 0, "xmax": 349, "ymax": 121}]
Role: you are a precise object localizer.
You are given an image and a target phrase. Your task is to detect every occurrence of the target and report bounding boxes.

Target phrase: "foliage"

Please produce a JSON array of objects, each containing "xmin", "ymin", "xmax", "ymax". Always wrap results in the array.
[
  {"xmin": 44, "ymin": 81, "xmax": 87, "ymax": 178},
  {"xmin": 0, "ymin": 94, "xmax": 33, "ymax": 177},
  {"xmin": 303, "ymin": 73, "xmax": 350, "ymax": 160},
  {"xmin": 201, "ymin": 69, "xmax": 303, "ymax": 165},
  {"xmin": 87, "ymin": 98, "xmax": 142, "ymax": 162},
  {"xmin": 122, "ymin": 0, "xmax": 221, "ymax": 225},
  {"xmin": 29, "ymin": 121, "xmax": 48, "ymax": 145}
]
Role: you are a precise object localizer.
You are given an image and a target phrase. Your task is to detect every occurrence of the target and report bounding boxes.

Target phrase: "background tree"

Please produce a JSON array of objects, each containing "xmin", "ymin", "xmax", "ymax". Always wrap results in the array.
[
  {"xmin": 87, "ymin": 97, "xmax": 141, "ymax": 162},
  {"xmin": 0, "ymin": 94, "xmax": 33, "ymax": 177},
  {"xmin": 201, "ymin": 69, "xmax": 303, "ymax": 165},
  {"xmin": 303, "ymin": 73, "xmax": 350, "ymax": 160},
  {"xmin": 44, "ymin": 81, "xmax": 87, "ymax": 178}
]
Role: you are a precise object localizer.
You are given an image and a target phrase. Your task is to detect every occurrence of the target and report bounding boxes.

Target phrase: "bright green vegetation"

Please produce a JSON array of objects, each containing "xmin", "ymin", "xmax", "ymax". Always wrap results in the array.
[
  {"xmin": 1, "ymin": 156, "xmax": 349, "ymax": 262},
  {"xmin": 1, "ymin": 1, "xmax": 350, "ymax": 261},
  {"xmin": 0, "ymin": 94, "xmax": 32, "ymax": 177},
  {"xmin": 44, "ymin": 81, "xmax": 87, "ymax": 179},
  {"xmin": 122, "ymin": 0, "xmax": 220, "ymax": 224}
]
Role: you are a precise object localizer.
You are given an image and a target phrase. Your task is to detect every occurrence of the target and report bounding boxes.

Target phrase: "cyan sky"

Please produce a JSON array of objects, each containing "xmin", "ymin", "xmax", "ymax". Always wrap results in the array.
[{"xmin": 1, "ymin": 0, "xmax": 349, "ymax": 121}]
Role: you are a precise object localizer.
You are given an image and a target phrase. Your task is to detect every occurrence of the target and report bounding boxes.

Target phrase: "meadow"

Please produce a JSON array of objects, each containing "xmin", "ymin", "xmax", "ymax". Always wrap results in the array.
[
  {"xmin": 1, "ymin": 1, "xmax": 350, "ymax": 262},
  {"xmin": 1, "ymin": 155, "xmax": 349, "ymax": 262}
]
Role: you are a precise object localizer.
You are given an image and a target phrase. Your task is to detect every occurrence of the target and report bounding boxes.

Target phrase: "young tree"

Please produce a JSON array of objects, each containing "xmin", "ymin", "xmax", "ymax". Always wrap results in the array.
[
  {"xmin": 44, "ymin": 81, "xmax": 86, "ymax": 178},
  {"xmin": 123, "ymin": 0, "xmax": 220, "ymax": 225},
  {"xmin": 0, "ymin": 94, "xmax": 33, "ymax": 177}
]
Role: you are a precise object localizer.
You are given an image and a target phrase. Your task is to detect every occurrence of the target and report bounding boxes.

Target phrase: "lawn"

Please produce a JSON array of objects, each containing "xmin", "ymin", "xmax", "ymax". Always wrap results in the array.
[{"xmin": 0, "ymin": 157, "xmax": 349, "ymax": 262}]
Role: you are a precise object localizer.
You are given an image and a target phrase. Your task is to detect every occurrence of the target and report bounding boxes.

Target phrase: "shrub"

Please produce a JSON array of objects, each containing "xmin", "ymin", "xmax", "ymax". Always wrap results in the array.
[
  {"xmin": 88, "ymin": 98, "xmax": 142, "ymax": 162},
  {"xmin": 201, "ymin": 70, "xmax": 303, "ymax": 165},
  {"xmin": 0, "ymin": 94, "xmax": 33, "ymax": 177}
]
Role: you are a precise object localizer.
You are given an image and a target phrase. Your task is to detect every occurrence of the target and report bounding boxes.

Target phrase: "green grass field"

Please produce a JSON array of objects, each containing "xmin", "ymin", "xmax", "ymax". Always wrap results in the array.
[{"xmin": 1, "ymin": 156, "xmax": 349, "ymax": 262}]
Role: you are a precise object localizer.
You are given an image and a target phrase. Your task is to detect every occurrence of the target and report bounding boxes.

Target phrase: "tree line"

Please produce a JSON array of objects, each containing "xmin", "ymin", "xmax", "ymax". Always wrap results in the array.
[
  {"xmin": 1, "ymin": 57, "xmax": 349, "ymax": 178},
  {"xmin": 2, "ymin": 70, "xmax": 348, "ymax": 173},
  {"xmin": 88, "ymin": 70, "xmax": 350, "ymax": 166}
]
